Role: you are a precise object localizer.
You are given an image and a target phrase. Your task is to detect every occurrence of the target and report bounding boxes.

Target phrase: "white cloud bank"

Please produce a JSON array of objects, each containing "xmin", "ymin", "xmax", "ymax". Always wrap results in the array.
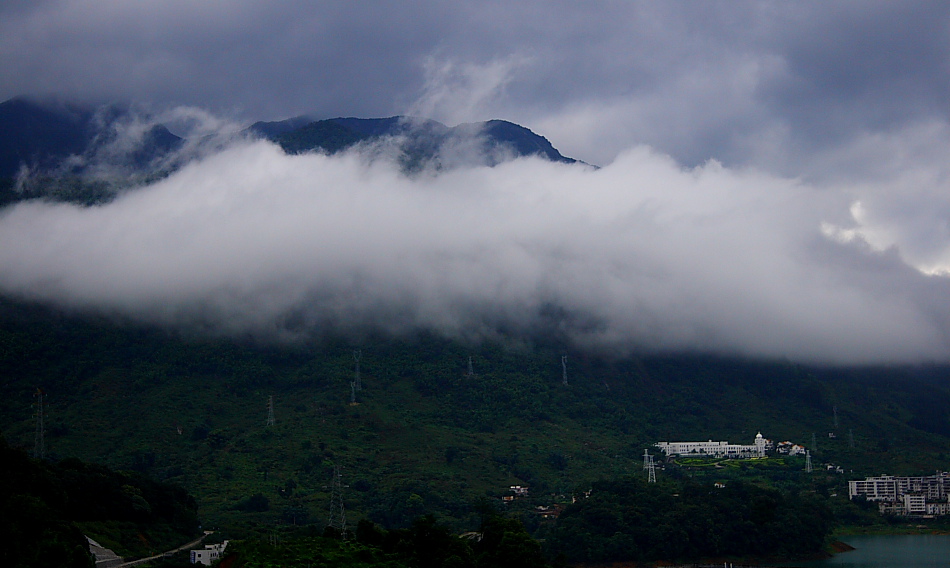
[{"xmin": 1, "ymin": 137, "xmax": 949, "ymax": 365}]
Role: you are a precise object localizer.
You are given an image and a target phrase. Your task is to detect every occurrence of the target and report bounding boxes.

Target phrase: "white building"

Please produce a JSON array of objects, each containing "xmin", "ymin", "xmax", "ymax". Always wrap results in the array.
[
  {"xmin": 849, "ymin": 473, "xmax": 950, "ymax": 502},
  {"xmin": 655, "ymin": 433, "xmax": 768, "ymax": 458},
  {"xmin": 775, "ymin": 441, "xmax": 807, "ymax": 456},
  {"xmin": 849, "ymin": 473, "xmax": 950, "ymax": 516},
  {"xmin": 190, "ymin": 541, "xmax": 228, "ymax": 566}
]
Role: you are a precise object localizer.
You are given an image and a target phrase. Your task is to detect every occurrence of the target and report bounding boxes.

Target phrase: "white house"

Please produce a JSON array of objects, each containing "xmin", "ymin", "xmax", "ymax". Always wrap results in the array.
[{"xmin": 190, "ymin": 541, "xmax": 228, "ymax": 566}]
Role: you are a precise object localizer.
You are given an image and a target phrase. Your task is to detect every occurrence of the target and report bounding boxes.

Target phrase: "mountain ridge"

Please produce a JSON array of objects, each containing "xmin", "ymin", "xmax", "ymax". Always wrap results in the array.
[{"xmin": 0, "ymin": 97, "xmax": 579, "ymax": 188}]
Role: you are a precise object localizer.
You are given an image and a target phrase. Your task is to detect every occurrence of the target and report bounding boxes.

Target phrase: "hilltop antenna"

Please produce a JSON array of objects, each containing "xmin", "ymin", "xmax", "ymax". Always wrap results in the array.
[
  {"xmin": 561, "ymin": 355, "xmax": 568, "ymax": 386},
  {"xmin": 643, "ymin": 449, "xmax": 656, "ymax": 483},
  {"xmin": 33, "ymin": 388, "xmax": 45, "ymax": 460},
  {"xmin": 467, "ymin": 356, "xmax": 474, "ymax": 377},
  {"xmin": 266, "ymin": 395, "xmax": 275, "ymax": 426},
  {"xmin": 327, "ymin": 466, "xmax": 348, "ymax": 539},
  {"xmin": 805, "ymin": 449, "xmax": 813, "ymax": 473},
  {"xmin": 833, "ymin": 405, "xmax": 838, "ymax": 429},
  {"xmin": 353, "ymin": 350, "xmax": 362, "ymax": 391}
]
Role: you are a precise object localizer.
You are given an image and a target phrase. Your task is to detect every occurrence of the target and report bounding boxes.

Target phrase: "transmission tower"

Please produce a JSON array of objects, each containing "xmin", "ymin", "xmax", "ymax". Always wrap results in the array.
[
  {"xmin": 266, "ymin": 395, "xmax": 275, "ymax": 426},
  {"xmin": 805, "ymin": 449, "xmax": 813, "ymax": 473},
  {"xmin": 467, "ymin": 356, "xmax": 474, "ymax": 377},
  {"xmin": 350, "ymin": 381, "xmax": 357, "ymax": 404},
  {"xmin": 561, "ymin": 355, "xmax": 568, "ymax": 386},
  {"xmin": 833, "ymin": 405, "xmax": 838, "ymax": 429},
  {"xmin": 33, "ymin": 388, "xmax": 45, "ymax": 460},
  {"xmin": 643, "ymin": 449, "xmax": 656, "ymax": 483},
  {"xmin": 353, "ymin": 350, "xmax": 362, "ymax": 391},
  {"xmin": 327, "ymin": 466, "xmax": 348, "ymax": 539}
]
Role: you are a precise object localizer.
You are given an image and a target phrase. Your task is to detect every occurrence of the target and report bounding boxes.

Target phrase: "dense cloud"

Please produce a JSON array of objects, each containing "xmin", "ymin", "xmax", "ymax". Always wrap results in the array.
[
  {"xmin": 3, "ymin": 2, "xmax": 950, "ymax": 363},
  {"xmin": 2, "ymin": 136, "xmax": 950, "ymax": 364}
]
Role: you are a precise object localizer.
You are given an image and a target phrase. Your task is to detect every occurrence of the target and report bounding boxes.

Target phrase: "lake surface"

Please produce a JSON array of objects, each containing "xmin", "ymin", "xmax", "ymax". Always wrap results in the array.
[{"xmin": 777, "ymin": 534, "xmax": 950, "ymax": 567}]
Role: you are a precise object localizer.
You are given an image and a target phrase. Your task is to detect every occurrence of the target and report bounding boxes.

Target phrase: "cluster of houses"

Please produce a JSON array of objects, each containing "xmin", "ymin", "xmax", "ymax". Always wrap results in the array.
[
  {"xmin": 849, "ymin": 473, "xmax": 950, "ymax": 517},
  {"xmin": 655, "ymin": 433, "xmax": 806, "ymax": 459}
]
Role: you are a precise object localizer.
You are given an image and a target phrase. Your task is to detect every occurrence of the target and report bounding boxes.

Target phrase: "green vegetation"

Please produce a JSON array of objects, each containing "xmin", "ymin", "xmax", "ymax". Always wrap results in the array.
[
  {"xmin": 0, "ymin": 435, "xmax": 199, "ymax": 567},
  {"xmin": 4, "ymin": 298, "xmax": 950, "ymax": 562},
  {"xmin": 546, "ymin": 477, "xmax": 832, "ymax": 563},
  {"xmin": 0, "ymin": 436, "xmax": 94, "ymax": 568},
  {"xmin": 228, "ymin": 511, "xmax": 546, "ymax": 568}
]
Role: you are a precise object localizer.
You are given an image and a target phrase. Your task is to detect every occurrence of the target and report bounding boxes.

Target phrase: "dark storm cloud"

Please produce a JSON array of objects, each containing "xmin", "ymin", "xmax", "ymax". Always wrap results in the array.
[{"xmin": 4, "ymin": 1, "xmax": 950, "ymax": 170}]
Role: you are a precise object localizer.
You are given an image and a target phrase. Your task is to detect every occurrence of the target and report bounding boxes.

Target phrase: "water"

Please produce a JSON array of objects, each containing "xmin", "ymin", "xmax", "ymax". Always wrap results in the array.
[{"xmin": 777, "ymin": 534, "xmax": 950, "ymax": 567}]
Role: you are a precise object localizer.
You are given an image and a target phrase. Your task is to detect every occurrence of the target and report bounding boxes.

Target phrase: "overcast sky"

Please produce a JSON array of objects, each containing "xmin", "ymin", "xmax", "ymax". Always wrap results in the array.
[
  {"xmin": 3, "ymin": 1, "xmax": 950, "ymax": 364},
  {"xmin": 3, "ymin": 1, "xmax": 948, "ymax": 169}
]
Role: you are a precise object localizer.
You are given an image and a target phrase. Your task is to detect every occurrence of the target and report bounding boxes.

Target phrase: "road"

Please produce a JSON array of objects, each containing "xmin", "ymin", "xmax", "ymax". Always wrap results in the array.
[{"xmin": 118, "ymin": 531, "xmax": 213, "ymax": 567}]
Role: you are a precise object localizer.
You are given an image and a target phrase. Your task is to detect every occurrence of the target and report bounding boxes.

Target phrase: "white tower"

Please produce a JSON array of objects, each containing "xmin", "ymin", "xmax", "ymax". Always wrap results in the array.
[{"xmin": 754, "ymin": 432, "xmax": 766, "ymax": 457}]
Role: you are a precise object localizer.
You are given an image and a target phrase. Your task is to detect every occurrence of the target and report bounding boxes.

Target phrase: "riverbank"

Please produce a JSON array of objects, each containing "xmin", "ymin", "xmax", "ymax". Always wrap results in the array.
[{"xmin": 834, "ymin": 522, "xmax": 950, "ymax": 536}]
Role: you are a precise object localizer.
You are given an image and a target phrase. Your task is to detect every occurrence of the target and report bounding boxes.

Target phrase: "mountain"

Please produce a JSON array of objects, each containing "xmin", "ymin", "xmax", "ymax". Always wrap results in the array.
[
  {"xmin": 0, "ymin": 97, "xmax": 186, "ymax": 209},
  {"xmin": 0, "ymin": 97, "xmax": 95, "ymax": 179},
  {"xmin": 247, "ymin": 115, "xmax": 578, "ymax": 169},
  {"xmin": 1, "ymin": 297, "xmax": 949, "ymax": 536},
  {"xmin": 0, "ymin": 97, "xmax": 578, "ymax": 207}
]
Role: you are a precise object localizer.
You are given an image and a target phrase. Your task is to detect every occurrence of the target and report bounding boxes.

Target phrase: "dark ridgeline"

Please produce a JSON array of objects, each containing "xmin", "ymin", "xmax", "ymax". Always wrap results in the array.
[{"xmin": 0, "ymin": 95, "xmax": 580, "ymax": 207}]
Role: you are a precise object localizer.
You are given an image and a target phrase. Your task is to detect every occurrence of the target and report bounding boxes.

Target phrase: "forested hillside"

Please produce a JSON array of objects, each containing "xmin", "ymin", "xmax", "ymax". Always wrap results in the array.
[
  {"xmin": 0, "ymin": 435, "xmax": 199, "ymax": 567},
  {"xmin": 2, "ymin": 296, "xmax": 950, "ymax": 540}
]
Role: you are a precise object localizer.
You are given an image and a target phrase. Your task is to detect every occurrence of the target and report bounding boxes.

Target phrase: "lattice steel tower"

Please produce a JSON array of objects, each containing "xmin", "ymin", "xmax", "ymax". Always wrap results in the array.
[
  {"xmin": 561, "ymin": 355, "xmax": 568, "ymax": 386},
  {"xmin": 643, "ymin": 449, "xmax": 656, "ymax": 483},
  {"xmin": 328, "ymin": 466, "xmax": 348, "ymax": 539},
  {"xmin": 353, "ymin": 349, "xmax": 362, "ymax": 391},
  {"xmin": 805, "ymin": 449, "xmax": 813, "ymax": 473},
  {"xmin": 33, "ymin": 388, "xmax": 45, "ymax": 460},
  {"xmin": 467, "ymin": 356, "xmax": 474, "ymax": 377},
  {"xmin": 266, "ymin": 395, "xmax": 275, "ymax": 426}
]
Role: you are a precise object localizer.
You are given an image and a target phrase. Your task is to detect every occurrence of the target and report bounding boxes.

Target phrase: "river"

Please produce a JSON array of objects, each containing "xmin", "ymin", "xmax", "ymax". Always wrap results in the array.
[{"xmin": 776, "ymin": 534, "xmax": 950, "ymax": 567}]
